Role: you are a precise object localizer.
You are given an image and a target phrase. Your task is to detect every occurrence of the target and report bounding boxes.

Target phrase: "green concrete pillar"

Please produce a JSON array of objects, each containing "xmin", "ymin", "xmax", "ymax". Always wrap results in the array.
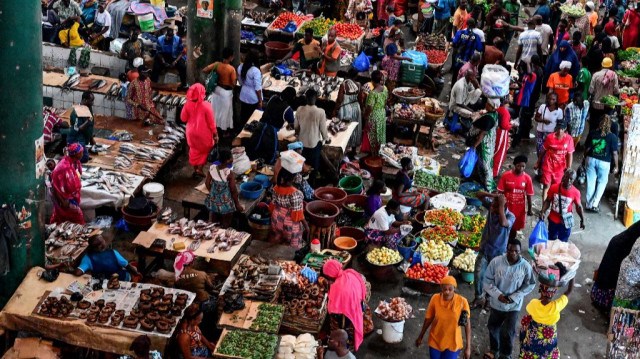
[
  {"xmin": 0, "ymin": 0, "xmax": 46, "ymax": 306},
  {"xmin": 187, "ymin": 0, "xmax": 225, "ymax": 85},
  {"xmin": 226, "ymin": 0, "xmax": 243, "ymax": 67}
]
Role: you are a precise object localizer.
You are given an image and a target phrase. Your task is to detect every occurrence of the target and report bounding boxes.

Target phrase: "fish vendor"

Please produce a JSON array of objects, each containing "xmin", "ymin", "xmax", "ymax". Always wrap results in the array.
[
  {"xmin": 73, "ymin": 234, "xmax": 141, "ymax": 280},
  {"xmin": 126, "ymin": 65, "xmax": 162, "ymax": 125},
  {"xmin": 68, "ymin": 91, "xmax": 95, "ymax": 163},
  {"xmin": 50, "ymin": 143, "xmax": 85, "ymax": 225},
  {"xmin": 276, "ymin": 28, "xmax": 322, "ymax": 71}
]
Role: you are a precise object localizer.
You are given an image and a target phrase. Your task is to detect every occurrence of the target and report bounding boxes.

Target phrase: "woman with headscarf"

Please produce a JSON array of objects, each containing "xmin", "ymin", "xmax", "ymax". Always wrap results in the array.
[
  {"xmin": 416, "ymin": 276, "xmax": 472, "ymax": 359},
  {"xmin": 591, "ymin": 221, "xmax": 640, "ymax": 310},
  {"xmin": 273, "ymin": 142, "xmax": 314, "ymax": 201},
  {"xmin": 323, "ymin": 259, "xmax": 368, "ymax": 352},
  {"xmin": 519, "ymin": 280, "xmax": 574, "ymax": 358},
  {"xmin": 546, "ymin": 61, "xmax": 574, "ymax": 107},
  {"xmin": 181, "ymin": 83, "xmax": 218, "ymax": 178},
  {"xmin": 363, "ymin": 70, "xmax": 389, "ymax": 157},
  {"xmin": 493, "ymin": 102, "xmax": 512, "ymax": 177},
  {"xmin": 543, "ymin": 40, "xmax": 580, "ymax": 88},
  {"xmin": 381, "ymin": 40, "xmax": 412, "ymax": 91},
  {"xmin": 270, "ymin": 150, "xmax": 309, "ymax": 248},
  {"xmin": 468, "ymin": 99, "xmax": 499, "ymax": 192},
  {"xmin": 50, "ymin": 143, "xmax": 85, "ymax": 224},
  {"xmin": 395, "ymin": 157, "xmax": 430, "ymax": 210},
  {"xmin": 174, "ymin": 251, "xmax": 217, "ymax": 312},
  {"xmin": 333, "ymin": 70, "xmax": 362, "ymax": 154}
]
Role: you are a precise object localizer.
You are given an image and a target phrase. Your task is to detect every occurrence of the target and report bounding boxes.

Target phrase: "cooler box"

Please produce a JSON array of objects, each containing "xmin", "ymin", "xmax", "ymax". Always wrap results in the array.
[{"xmin": 401, "ymin": 62, "xmax": 425, "ymax": 85}]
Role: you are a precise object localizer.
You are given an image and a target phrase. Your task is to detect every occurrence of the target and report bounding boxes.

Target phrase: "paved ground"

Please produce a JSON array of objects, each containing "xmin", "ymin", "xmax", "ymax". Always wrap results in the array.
[{"xmin": 115, "ymin": 2, "xmax": 624, "ymax": 357}]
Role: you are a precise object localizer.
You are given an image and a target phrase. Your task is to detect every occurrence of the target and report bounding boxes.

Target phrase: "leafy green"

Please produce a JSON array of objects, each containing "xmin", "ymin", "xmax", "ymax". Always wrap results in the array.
[
  {"xmin": 217, "ymin": 331, "xmax": 278, "ymax": 359},
  {"xmin": 617, "ymin": 65, "xmax": 640, "ymax": 78},
  {"xmin": 249, "ymin": 303, "xmax": 283, "ymax": 333},
  {"xmin": 599, "ymin": 95, "xmax": 620, "ymax": 106},
  {"xmin": 414, "ymin": 171, "xmax": 460, "ymax": 192},
  {"xmin": 617, "ymin": 49, "xmax": 640, "ymax": 62}
]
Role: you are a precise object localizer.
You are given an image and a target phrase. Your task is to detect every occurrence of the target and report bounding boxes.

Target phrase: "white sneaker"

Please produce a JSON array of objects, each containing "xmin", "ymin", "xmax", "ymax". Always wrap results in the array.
[{"xmin": 529, "ymin": 133, "xmax": 535, "ymax": 139}]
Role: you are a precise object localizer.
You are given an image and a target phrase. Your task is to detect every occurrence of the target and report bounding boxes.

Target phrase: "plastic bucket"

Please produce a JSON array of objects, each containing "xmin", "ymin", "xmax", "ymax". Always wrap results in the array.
[
  {"xmin": 381, "ymin": 319, "xmax": 405, "ymax": 343},
  {"xmin": 460, "ymin": 271, "xmax": 474, "ymax": 283},
  {"xmin": 143, "ymin": 182, "xmax": 164, "ymax": 208},
  {"xmin": 338, "ymin": 175, "xmax": 363, "ymax": 194},
  {"xmin": 397, "ymin": 240, "xmax": 417, "ymax": 261},
  {"xmin": 137, "ymin": 13, "xmax": 155, "ymax": 32},
  {"xmin": 248, "ymin": 220, "xmax": 270, "ymax": 241}
]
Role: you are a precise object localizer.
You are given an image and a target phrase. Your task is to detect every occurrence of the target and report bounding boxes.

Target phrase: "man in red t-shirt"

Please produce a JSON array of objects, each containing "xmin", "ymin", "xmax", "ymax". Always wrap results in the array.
[
  {"xmin": 540, "ymin": 169, "xmax": 585, "ymax": 242},
  {"xmin": 535, "ymin": 121, "xmax": 574, "ymax": 201},
  {"xmin": 497, "ymin": 155, "xmax": 534, "ymax": 239}
]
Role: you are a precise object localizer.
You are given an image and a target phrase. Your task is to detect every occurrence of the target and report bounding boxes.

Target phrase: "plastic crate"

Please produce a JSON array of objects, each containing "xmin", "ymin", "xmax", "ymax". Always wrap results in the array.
[{"xmin": 401, "ymin": 62, "xmax": 425, "ymax": 84}]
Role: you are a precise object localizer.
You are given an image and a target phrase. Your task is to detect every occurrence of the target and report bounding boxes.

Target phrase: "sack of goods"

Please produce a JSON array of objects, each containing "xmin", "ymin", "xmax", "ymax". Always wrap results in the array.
[
  {"xmin": 532, "ymin": 240, "xmax": 581, "ymax": 282},
  {"xmin": 232, "ymin": 147, "xmax": 252, "ymax": 175},
  {"xmin": 480, "ymin": 65, "xmax": 510, "ymax": 98}
]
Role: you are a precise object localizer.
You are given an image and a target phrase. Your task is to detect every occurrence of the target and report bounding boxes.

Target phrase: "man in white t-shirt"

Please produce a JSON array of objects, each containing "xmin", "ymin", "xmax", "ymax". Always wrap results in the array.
[
  {"xmin": 368, "ymin": 200, "xmax": 402, "ymax": 231},
  {"xmin": 534, "ymin": 15, "xmax": 553, "ymax": 62},
  {"xmin": 89, "ymin": 3, "xmax": 112, "ymax": 51},
  {"xmin": 515, "ymin": 20, "xmax": 542, "ymax": 65},
  {"xmin": 534, "ymin": 92, "xmax": 564, "ymax": 157}
]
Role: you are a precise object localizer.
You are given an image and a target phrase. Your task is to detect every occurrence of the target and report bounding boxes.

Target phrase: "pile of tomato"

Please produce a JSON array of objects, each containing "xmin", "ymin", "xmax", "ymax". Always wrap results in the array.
[
  {"xmin": 271, "ymin": 12, "xmax": 305, "ymax": 29},
  {"xmin": 405, "ymin": 262, "xmax": 448, "ymax": 283},
  {"xmin": 332, "ymin": 23, "xmax": 363, "ymax": 40},
  {"xmin": 419, "ymin": 49, "xmax": 448, "ymax": 65}
]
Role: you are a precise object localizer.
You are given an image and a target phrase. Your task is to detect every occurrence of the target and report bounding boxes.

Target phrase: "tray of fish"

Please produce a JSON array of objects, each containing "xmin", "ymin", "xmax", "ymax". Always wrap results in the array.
[
  {"xmin": 119, "ymin": 143, "xmax": 170, "ymax": 162},
  {"xmin": 114, "ymin": 154, "xmax": 134, "ymax": 170},
  {"xmin": 167, "ymin": 218, "xmax": 246, "ymax": 251},
  {"xmin": 139, "ymin": 163, "xmax": 157, "ymax": 178},
  {"xmin": 158, "ymin": 207, "xmax": 178, "ymax": 224},
  {"xmin": 45, "ymin": 222, "xmax": 98, "ymax": 257},
  {"xmin": 81, "ymin": 166, "xmax": 140, "ymax": 196}
]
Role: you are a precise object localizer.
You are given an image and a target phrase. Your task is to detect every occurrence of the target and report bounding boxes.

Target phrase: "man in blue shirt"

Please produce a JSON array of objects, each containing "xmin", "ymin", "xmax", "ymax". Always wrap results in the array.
[
  {"xmin": 433, "ymin": 0, "xmax": 455, "ymax": 37},
  {"xmin": 483, "ymin": 239, "xmax": 536, "ymax": 359},
  {"xmin": 151, "ymin": 27, "xmax": 188, "ymax": 91},
  {"xmin": 73, "ymin": 235, "xmax": 140, "ymax": 280},
  {"xmin": 472, "ymin": 192, "xmax": 516, "ymax": 309},
  {"xmin": 452, "ymin": 18, "xmax": 484, "ymax": 77}
]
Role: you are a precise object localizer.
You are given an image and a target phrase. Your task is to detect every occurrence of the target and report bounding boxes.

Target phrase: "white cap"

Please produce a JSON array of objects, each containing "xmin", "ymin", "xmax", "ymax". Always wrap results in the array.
[
  {"xmin": 586, "ymin": 1, "xmax": 594, "ymax": 8},
  {"xmin": 487, "ymin": 98, "xmax": 501, "ymax": 108},
  {"xmin": 280, "ymin": 150, "xmax": 306, "ymax": 174},
  {"xmin": 133, "ymin": 57, "xmax": 144, "ymax": 68},
  {"xmin": 559, "ymin": 60, "xmax": 572, "ymax": 70}
]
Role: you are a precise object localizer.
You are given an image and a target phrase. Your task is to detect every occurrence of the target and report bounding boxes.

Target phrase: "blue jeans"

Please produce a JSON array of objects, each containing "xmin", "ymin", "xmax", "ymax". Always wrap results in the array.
[
  {"xmin": 488, "ymin": 309, "xmax": 519, "ymax": 359},
  {"xmin": 474, "ymin": 252, "xmax": 489, "ymax": 297},
  {"xmin": 429, "ymin": 347, "xmax": 460, "ymax": 359},
  {"xmin": 585, "ymin": 156, "xmax": 611, "ymax": 209},
  {"xmin": 548, "ymin": 219, "xmax": 571, "ymax": 242}
]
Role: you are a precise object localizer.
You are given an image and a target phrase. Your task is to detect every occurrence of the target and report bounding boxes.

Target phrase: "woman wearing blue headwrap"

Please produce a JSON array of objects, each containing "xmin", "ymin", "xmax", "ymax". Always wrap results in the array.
[{"xmin": 543, "ymin": 40, "xmax": 580, "ymax": 89}]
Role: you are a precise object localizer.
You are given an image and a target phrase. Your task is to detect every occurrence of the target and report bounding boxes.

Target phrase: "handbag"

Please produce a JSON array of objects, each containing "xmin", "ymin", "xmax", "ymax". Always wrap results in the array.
[
  {"xmin": 557, "ymin": 187, "xmax": 574, "ymax": 229},
  {"xmin": 207, "ymin": 144, "xmax": 219, "ymax": 163}
]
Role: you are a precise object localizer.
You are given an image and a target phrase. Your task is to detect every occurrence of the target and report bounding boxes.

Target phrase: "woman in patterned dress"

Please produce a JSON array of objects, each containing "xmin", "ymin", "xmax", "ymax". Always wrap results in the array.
[
  {"xmin": 205, "ymin": 148, "xmax": 243, "ymax": 228},
  {"xmin": 270, "ymin": 153, "xmax": 309, "ymax": 248},
  {"xmin": 333, "ymin": 74, "xmax": 362, "ymax": 153},
  {"xmin": 468, "ymin": 99, "xmax": 499, "ymax": 191},
  {"xmin": 177, "ymin": 304, "xmax": 216, "ymax": 359},
  {"xmin": 363, "ymin": 70, "xmax": 389, "ymax": 157},
  {"xmin": 519, "ymin": 280, "xmax": 574, "ymax": 359}
]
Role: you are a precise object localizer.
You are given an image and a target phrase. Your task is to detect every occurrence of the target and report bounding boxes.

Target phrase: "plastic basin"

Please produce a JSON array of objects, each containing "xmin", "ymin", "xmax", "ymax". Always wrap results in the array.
[
  {"xmin": 334, "ymin": 236, "xmax": 357, "ymax": 251},
  {"xmin": 460, "ymin": 271, "xmax": 474, "ymax": 283},
  {"xmin": 338, "ymin": 175, "xmax": 363, "ymax": 194},
  {"xmin": 342, "ymin": 194, "xmax": 367, "ymax": 216},
  {"xmin": 305, "ymin": 200, "xmax": 340, "ymax": 227},
  {"xmin": 241, "ymin": 181, "xmax": 264, "ymax": 199},
  {"xmin": 254, "ymin": 174, "xmax": 271, "ymax": 189},
  {"xmin": 314, "ymin": 187, "xmax": 347, "ymax": 207},
  {"xmin": 265, "ymin": 41, "xmax": 292, "ymax": 60}
]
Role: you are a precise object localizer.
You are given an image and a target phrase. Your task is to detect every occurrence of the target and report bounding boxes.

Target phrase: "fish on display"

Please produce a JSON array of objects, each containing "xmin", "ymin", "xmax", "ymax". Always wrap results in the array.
[
  {"xmin": 63, "ymin": 73, "xmax": 81, "ymax": 91},
  {"xmin": 89, "ymin": 79, "xmax": 107, "ymax": 90}
]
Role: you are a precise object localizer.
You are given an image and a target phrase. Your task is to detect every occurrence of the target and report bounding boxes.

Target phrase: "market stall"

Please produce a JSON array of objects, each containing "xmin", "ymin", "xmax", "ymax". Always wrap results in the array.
[
  {"xmin": 0, "ymin": 268, "xmax": 193, "ymax": 355},
  {"xmin": 616, "ymin": 104, "xmax": 640, "ymax": 222},
  {"xmin": 80, "ymin": 165, "xmax": 145, "ymax": 209},
  {"xmin": 390, "ymin": 92, "xmax": 444, "ymax": 149},
  {"xmin": 260, "ymin": 72, "xmax": 343, "ymax": 102},
  {"xmin": 219, "ymin": 255, "xmax": 284, "ymax": 303},
  {"xmin": 45, "ymin": 222, "xmax": 100, "ymax": 273},
  {"xmin": 132, "ymin": 219, "xmax": 251, "ymax": 275}
]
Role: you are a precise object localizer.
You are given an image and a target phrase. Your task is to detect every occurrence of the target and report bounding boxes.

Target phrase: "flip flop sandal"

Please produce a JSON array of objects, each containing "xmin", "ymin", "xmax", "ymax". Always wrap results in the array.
[{"xmin": 483, "ymin": 353, "xmax": 495, "ymax": 359}]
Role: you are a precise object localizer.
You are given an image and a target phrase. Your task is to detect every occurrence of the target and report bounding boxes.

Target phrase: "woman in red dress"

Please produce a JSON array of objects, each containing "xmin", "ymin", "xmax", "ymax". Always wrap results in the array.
[
  {"xmin": 622, "ymin": 4, "xmax": 640, "ymax": 50},
  {"xmin": 50, "ymin": 143, "xmax": 85, "ymax": 224},
  {"xmin": 181, "ymin": 83, "xmax": 218, "ymax": 177},
  {"xmin": 493, "ymin": 104, "xmax": 512, "ymax": 177}
]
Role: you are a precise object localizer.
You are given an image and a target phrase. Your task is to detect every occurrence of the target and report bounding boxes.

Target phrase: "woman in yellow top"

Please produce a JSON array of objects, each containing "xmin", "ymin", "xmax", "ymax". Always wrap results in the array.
[
  {"xmin": 415, "ymin": 276, "xmax": 472, "ymax": 359},
  {"xmin": 59, "ymin": 16, "xmax": 85, "ymax": 48},
  {"xmin": 519, "ymin": 279, "xmax": 574, "ymax": 358}
]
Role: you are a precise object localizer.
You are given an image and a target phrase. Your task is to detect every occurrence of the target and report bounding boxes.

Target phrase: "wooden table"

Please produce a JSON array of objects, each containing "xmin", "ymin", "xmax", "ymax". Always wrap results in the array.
[
  {"xmin": 0, "ymin": 268, "xmax": 172, "ymax": 355},
  {"xmin": 392, "ymin": 117, "xmax": 439, "ymax": 150},
  {"xmin": 179, "ymin": 181, "xmax": 266, "ymax": 220},
  {"xmin": 132, "ymin": 222, "xmax": 252, "ymax": 276}
]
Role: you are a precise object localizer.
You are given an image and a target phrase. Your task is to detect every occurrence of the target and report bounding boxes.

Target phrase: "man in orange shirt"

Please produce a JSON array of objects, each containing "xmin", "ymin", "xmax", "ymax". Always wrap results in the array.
[
  {"xmin": 452, "ymin": 0, "xmax": 469, "ymax": 37},
  {"xmin": 546, "ymin": 61, "xmax": 573, "ymax": 106},
  {"xmin": 586, "ymin": 1, "xmax": 598, "ymax": 35},
  {"xmin": 318, "ymin": 29, "xmax": 342, "ymax": 77}
]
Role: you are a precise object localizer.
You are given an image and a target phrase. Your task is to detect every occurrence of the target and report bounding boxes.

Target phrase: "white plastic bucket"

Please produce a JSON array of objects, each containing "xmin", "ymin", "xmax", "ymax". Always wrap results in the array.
[
  {"xmin": 143, "ymin": 182, "xmax": 164, "ymax": 208},
  {"xmin": 400, "ymin": 205, "xmax": 411, "ymax": 214},
  {"xmin": 137, "ymin": 13, "xmax": 155, "ymax": 32},
  {"xmin": 381, "ymin": 319, "xmax": 405, "ymax": 343}
]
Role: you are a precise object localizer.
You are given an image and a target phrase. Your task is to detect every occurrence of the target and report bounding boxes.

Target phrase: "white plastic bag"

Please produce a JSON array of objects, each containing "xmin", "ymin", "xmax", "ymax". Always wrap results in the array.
[
  {"xmin": 480, "ymin": 65, "xmax": 510, "ymax": 98},
  {"xmin": 232, "ymin": 149, "xmax": 251, "ymax": 175}
]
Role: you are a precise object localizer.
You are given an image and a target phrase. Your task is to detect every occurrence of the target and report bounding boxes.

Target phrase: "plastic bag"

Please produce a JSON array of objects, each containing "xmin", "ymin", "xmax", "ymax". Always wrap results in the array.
[
  {"xmin": 353, "ymin": 52, "xmax": 371, "ymax": 72},
  {"xmin": 410, "ymin": 250, "xmax": 423, "ymax": 268},
  {"xmin": 480, "ymin": 65, "xmax": 510, "ymax": 98},
  {"xmin": 577, "ymin": 164, "xmax": 586, "ymax": 185},
  {"xmin": 529, "ymin": 220, "xmax": 548, "ymax": 249},
  {"xmin": 282, "ymin": 21, "xmax": 297, "ymax": 33},
  {"xmin": 275, "ymin": 64, "xmax": 292, "ymax": 76},
  {"xmin": 232, "ymin": 149, "xmax": 252, "ymax": 175},
  {"xmin": 402, "ymin": 50, "xmax": 428, "ymax": 66},
  {"xmin": 458, "ymin": 149, "xmax": 477, "ymax": 178},
  {"xmin": 115, "ymin": 218, "xmax": 130, "ymax": 232}
]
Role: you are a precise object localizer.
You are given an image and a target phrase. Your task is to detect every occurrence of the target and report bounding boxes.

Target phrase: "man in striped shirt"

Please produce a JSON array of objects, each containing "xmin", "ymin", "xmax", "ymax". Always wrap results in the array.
[{"xmin": 43, "ymin": 108, "xmax": 69, "ymax": 152}]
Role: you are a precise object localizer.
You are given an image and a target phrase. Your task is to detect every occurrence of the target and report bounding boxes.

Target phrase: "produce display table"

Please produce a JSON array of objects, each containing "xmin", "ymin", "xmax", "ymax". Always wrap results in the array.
[
  {"xmin": 132, "ymin": 222, "xmax": 252, "ymax": 276},
  {"xmin": 0, "ymin": 268, "xmax": 177, "ymax": 355},
  {"xmin": 616, "ymin": 104, "xmax": 640, "ymax": 219}
]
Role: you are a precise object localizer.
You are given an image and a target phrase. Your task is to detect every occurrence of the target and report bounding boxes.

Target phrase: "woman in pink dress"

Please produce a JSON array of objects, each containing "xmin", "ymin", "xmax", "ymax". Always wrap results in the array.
[
  {"xmin": 493, "ymin": 104, "xmax": 512, "ymax": 177},
  {"xmin": 181, "ymin": 83, "xmax": 218, "ymax": 177}
]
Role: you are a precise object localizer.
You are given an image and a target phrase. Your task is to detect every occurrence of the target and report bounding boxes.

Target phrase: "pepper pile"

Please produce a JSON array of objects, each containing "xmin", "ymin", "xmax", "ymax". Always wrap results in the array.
[
  {"xmin": 420, "ymin": 226, "xmax": 458, "ymax": 243},
  {"xmin": 460, "ymin": 214, "xmax": 486, "ymax": 232},
  {"xmin": 405, "ymin": 262, "xmax": 448, "ymax": 282},
  {"xmin": 622, "ymin": 93, "xmax": 639, "ymax": 116},
  {"xmin": 419, "ymin": 49, "xmax": 447, "ymax": 65},
  {"xmin": 332, "ymin": 23, "xmax": 364, "ymax": 40},
  {"xmin": 458, "ymin": 232, "xmax": 481, "ymax": 248},
  {"xmin": 297, "ymin": 17, "xmax": 336, "ymax": 37},
  {"xmin": 423, "ymin": 208, "xmax": 463, "ymax": 227},
  {"xmin": 271, "ymin": 12, "xmax": 305, "ymax": 29}
]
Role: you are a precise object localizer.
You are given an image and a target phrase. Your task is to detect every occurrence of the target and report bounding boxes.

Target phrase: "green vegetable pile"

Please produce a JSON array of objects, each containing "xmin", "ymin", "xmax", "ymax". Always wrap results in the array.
[
  {"xmin": 297, "ymin": 17, "xmax": 336, "ymax": 37},
  {"xmin": 599, "ymin": 95, "xmax": 620, "ymax": 106},
  {"xmin": 217, "ymin": 330, "xmax": 278, "ymax": 359},
  {"xmin": 617, "ymin": 65, "xmax": 640, "ymax": 78},
  {"xmin": 414, "ymin": 170, "xmax": 460, "ymax": 192},
  {"xmin": 617, "ymin": 49, "xmax": 640, "ymax": 62},
  {"xmin": 559, "ymin": 4, "xmax": 585, "ymax": 17},
  {"xmin": 249, "ymin": 303, "xmax": 283, "ymax": 333}
]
